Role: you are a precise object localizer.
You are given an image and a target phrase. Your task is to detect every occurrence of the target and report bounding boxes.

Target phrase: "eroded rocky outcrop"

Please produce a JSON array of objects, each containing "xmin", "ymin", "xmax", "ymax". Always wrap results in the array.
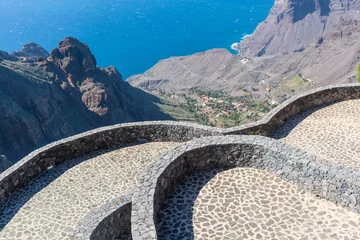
[{"xmin": 0, "ymin": 37, "xmax": 172, "ymax": 172}]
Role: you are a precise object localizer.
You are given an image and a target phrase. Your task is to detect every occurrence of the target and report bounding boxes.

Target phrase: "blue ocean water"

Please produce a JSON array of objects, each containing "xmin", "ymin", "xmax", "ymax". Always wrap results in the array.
[{"xmin": 0, "ymin": 0, "xmax": 272, "ymax": 78}]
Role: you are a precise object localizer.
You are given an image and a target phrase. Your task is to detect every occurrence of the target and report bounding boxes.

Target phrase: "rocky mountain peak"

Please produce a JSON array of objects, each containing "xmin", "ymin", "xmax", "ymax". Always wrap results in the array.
[
  {"xmin": 0, "ymin": 37, "xmax": 172, "ymax": 171},
  {"xmin": 12, "ymin": 42, "xmax": 49, "ymax": 59},
  {"xmin": 49, "ymin": 37, "xmax": 97, "ymax": 86}
]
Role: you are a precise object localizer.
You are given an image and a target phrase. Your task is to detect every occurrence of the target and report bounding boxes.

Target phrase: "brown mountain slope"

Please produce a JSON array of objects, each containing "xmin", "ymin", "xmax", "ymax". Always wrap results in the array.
[
  {"xmin": 127, "ymin": 0, "xmax": 360, "ymax": 97},
  {"xmin": 240, "ymin": 0, "xmax": 360, "ymax": 57},
  {"xmin": 0, "ymin": 37, "xmax": 172, "ymax": 172}
]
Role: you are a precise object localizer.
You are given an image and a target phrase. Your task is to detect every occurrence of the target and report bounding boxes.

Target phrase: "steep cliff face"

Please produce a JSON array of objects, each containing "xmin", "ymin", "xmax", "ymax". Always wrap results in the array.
[
  {"xmin": 46, "ymin": 37, "xmax": 146, "ymax": 124},
  {"xmin": 0, "ymin": 37, "xmax": 172, "ymax": 172},
  {"xmin": 240, "ymin": 0, "xmax": 360, "ymax": 57},
  {"xmin": 0, "ymin": 64, "xmax": 90, "ymax": 163}
]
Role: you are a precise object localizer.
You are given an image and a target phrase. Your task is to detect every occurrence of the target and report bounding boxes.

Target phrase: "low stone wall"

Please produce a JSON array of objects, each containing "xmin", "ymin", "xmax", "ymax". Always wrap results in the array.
[
  {"xmin": 1, "ymin": 84, "xmax": 360, "ymax": 206},
  {"xmin": 1, "ymin": 83, "xmax": 360, "ymax": 239},
  {"xmin": 131, "ymin": 135, "xmax": 360, "ymax": 239},
  {"xmin": 71, "ymin": 194, "xmax": 132, "ymax": 240},
  {"xmin": 0, "ymin": 121, "xmax": 220, "ymax": 205},
  {"xmin": 225, "ymin": 83, "xmax": 360, "ymax": 136}
]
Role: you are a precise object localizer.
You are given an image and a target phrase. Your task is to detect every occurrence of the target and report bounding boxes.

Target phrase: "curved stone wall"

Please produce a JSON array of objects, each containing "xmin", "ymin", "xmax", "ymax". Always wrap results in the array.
[
  {"xmin": 1, "ymin": 83, "xmax": 360, "ymax": 239},
  {"xmin": 0, "ymin": 121, "xmax": 220, "ymax": 206},
  {"xmin": 131, "ymin": 135, "xmax": 360, "ymax": 239},
  {"xmin": 71, "ymin": 194, "xmax": 132, "ymax": 240},
  {"xmin": 1, "ymin": 84, "xmax": 359, "ymax": 206},
  {"xmin": 225, "ymin": 83, "xmax": 360, "ymax": 136}
]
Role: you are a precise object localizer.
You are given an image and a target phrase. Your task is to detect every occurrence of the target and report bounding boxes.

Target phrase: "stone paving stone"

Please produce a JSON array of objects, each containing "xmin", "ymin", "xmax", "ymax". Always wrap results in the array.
[
  {"xmin": 157, "ymin": 168, "xmax": 360, "ymax": 239},
  {"xmin": 0, "ymin": 142, "xmax": 178, "ymax": 240},
  {"xmin": 273, "ymin": 99, "xmax": 360, "ymax": 170}
]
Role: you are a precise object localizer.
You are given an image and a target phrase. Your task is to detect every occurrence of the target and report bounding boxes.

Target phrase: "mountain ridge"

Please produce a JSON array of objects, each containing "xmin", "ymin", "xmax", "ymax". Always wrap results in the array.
[
  {"xmin": 0, "ymin": 37, "xmax": 173, "ymax": 172},
  {"xmin": 128, "ymin": 0, "xmax": 360, "ymax": 97}
]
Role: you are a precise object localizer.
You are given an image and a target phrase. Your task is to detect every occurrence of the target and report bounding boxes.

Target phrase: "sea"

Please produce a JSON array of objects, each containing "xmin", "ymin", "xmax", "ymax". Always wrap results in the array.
[{"xmin": 0, "ymin": 0, "xmax": 273, "ymax": 78}]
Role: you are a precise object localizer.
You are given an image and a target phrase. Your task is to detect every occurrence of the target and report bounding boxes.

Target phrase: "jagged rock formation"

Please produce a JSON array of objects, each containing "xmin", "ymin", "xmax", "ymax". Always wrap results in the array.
[
  {"xmin": 12, "ymin": 42, "xmax": 49, "ymax": 59},
  {"xmin": 128, "ymin": 0, "xmax": 360, "ymax": 97},
  {"xmin": 0, "ymin": 37, "xmax": 172, "ymax": 172}
]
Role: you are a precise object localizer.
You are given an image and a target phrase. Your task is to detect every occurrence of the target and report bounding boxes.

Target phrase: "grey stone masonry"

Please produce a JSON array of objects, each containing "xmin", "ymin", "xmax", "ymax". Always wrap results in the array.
[
  {"xmin": 131, "ymin": 135, "xmax": 360, "ymax": 240},
  {"xmin": 0, "ymin": 121, "xmax": 220, "ymax": 206},
  {"xmin": 1, "ymin": 84, "xmax": 359, "ymax": 207},
  {"xmin": 71, "ymin": 194, "xmax": 132, "ymax": 240},
  {"xmin": 1, "ymin": 83, "xmax": 360, "ymax": 239},
  {"xmin": 225, "ymin": 83, "xmax": 360, "ymax": 136}
]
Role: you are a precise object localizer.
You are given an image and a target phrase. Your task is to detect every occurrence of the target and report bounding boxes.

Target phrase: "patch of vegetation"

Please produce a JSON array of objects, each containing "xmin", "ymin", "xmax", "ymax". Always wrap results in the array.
[
  {"xmin": 156, "ymin": 97, "xmax": 197, "ymax": 122},
  {"xmin": 273, "ymin": 74, "xmax": 315, "ymax": 96},
  {"xmin": 0, "ymin": 60, "xmax": 50, "ymax": 83},
  {"xmin": 151, "ymin": 87, "xmax": 277, "ymax": 128},
  {"xmin": 189, "ymin": 89, "xmax": 274, "ymax": 127},
  {"xmin": 357, "ymin": 63, "xmax": 360, "ymax": 83},
  {"xmin": 193, "ymin": 88, "xmax": 227, "ymax": 99}
]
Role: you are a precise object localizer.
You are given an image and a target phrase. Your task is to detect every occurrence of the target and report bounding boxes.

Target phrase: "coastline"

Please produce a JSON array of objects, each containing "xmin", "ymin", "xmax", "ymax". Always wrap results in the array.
[{"xmin": 230, "ymin": 33, "xmax": 252, "ymax": 53}]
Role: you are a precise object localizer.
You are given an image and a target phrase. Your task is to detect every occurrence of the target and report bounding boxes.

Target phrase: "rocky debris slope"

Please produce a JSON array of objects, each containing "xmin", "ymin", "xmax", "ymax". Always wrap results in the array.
[
  {"xmin": 128, "ymin": 0, "xmax": 360, "ymax": 97},
  {"xmin": 0, "ymin": 37, "xmax": 172, "ymax": 172}
]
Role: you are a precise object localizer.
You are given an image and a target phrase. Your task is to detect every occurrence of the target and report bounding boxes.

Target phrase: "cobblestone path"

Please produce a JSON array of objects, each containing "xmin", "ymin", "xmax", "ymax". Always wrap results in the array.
[
  {"xmin": 273, "ymin": 99, "xmax": 360, "ymax": 170},
  {"xmin": 158, "ymin": 168, "xmax": 360, "ymax": 239},
  {"xmin": 0, "ymin": 142, "xmax": 178, "ymax": 240}
]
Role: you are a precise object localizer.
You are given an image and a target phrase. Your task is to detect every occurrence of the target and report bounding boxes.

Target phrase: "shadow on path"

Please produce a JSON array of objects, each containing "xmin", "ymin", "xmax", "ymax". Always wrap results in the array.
[
  {"xmin": 157, "ymin": 168, "xmax": 228, "ymax": 240},
  {"xmin": 271, "ymin": 102, "xmax": 336, "ymax": 139},
  {"xmin": 0, "ymin": 144, "xmax": 135, "ymax": 230}
]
